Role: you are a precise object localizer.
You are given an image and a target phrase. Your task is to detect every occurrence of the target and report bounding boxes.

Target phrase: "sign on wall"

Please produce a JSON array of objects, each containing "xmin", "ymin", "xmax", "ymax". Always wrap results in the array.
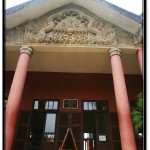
[{"xmin": 63, "ymin": 99, "xmax": 78, "ymax": 109}]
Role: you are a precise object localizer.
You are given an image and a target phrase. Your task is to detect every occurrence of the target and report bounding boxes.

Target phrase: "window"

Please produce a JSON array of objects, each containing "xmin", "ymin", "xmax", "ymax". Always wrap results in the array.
[
  {"xmin": 83, "ymin": 101, "xmax": 108, "ymax": 111},
  {"xmin": 33, "ymin": 100, "xmax": 58, "ymax": 110},
  {"xmin": 43, "ymin": 113, "xmax": 56, "ymax": 143},
  {"xmin": 45, "ymin": 114, "xmax": 56, "ymax": 133},
  {"xmin": 29, "ymin": 100, "xmax": 59, "ymax": 149}
]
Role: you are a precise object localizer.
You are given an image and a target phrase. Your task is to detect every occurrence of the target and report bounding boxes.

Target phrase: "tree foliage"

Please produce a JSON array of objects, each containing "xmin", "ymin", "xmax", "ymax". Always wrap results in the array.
[{"xmin": 131, "ymin": 92, "xmax": 143, "ymax": 138}]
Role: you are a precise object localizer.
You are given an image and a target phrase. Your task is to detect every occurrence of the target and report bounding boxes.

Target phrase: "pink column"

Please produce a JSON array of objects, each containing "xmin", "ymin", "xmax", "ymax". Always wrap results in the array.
[
  {"xmin": 109, "ymin": 48, "xmax": 136, "ymax": 150},
  {"xmin": 5, "ymin": 45, "xmax": 33, "ymax": 150},
  {"xmin": 136, "ymin": 46, "xmax": 143, "ymax": 75}
]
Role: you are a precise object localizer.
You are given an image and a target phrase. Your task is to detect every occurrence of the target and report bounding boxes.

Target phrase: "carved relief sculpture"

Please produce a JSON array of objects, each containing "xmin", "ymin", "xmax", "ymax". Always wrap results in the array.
[{"xmin": 5, "ymin": 4, "xmax": 136, "ymax": 47}]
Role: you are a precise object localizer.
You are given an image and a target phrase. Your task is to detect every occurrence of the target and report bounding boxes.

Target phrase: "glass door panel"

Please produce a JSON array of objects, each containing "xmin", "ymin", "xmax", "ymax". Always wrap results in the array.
[
  {"xmin": 45, "ymin": 114, "xmax": 56, "ymax": 133},
  {"xmin": 83, "ymin": 113, "xmax": 96, "ymax": 150},
  {"xmin": 83, "ymin": 133, "xmax": 95, "ymax": 150},
  {"xmin": 29, "ymin": 112, "xmax": 57, "ymax": 150},
  {"xmin": 57, "ymin": 112, "xmax": 82, "ymax": 150}
]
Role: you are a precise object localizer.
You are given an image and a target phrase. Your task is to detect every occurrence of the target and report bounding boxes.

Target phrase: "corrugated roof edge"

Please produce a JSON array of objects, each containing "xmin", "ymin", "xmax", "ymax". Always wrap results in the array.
[
  {"xmin": 97, "ymin": 0, "xmax": 142, "ymax": 23},
  {"xmin": 5, "ymin": 0, "xmax": 43, "ymax": 15},
  {"xmin": 5, "ymin": 0, "xmax": 142, "ymax": 23}
]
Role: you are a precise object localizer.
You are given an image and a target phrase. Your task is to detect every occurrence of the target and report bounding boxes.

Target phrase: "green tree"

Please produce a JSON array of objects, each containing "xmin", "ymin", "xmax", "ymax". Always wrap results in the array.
[{"xmin": 131, "ymin": 92, "xmax": 143, "ymax": 138}]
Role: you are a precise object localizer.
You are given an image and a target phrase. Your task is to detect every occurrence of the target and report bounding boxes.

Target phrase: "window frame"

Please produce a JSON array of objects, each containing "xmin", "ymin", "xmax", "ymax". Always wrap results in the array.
[
  {"xmin": 32, "ymin": 99, "xmax": 59, "ymax": 111},
  {"xmin": 82, "ymin": 100, "xmax": 108, "ymax": 112},
  {"xmin": 29, "ymin": 99, "xmax": 59, "ymax": 147}
]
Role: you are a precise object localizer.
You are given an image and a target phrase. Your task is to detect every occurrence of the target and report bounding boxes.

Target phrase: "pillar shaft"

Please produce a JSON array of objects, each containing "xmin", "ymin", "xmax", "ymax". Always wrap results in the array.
[
  {"xmin": 109, "ymin": 48, "xmax": 136, "ymax": 150},
  {"xmin": 5, "ymin": 46, "xmax": 33, "ymax": 150},
  {"xmin": 137, "ymin": 46, "xmax": 143, "ymax": 75}
]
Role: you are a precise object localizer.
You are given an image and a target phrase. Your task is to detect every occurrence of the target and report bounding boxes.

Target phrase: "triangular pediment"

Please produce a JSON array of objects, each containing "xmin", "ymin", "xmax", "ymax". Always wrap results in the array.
[{"xmin": 6, "ymin": 3, "xmax": 141, "ymax": 47}]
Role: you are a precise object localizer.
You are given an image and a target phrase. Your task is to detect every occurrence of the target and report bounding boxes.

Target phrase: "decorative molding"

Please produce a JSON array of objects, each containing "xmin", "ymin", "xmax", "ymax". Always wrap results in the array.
[
  {"xmin": 134, "ymin": 25, "xmax": 143, "ymax": 46},
  {"xmin": 109, "ymin": 47, "xmax": 121, "ymax": 57},
  {"xmin": 6, "ymin": 4, "xmax": 136, "ymax": 47},
  {"xmin": 20, "ymin": 45, "xmax": 33, "ymax": 56}
]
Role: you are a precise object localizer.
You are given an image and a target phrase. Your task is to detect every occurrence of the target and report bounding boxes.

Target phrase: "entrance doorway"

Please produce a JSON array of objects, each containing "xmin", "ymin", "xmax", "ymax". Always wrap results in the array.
[
  {"xmin": 82, "ymin": 101, "xmax": 110, "ymax": 150},
  {"xmin": 29, "ymin": 100, "xmax": 58, "ymax": 150},
  {"xmin": 12, "ymin": 100, "xmax": 122, "ymax": 150},
  {"xmin": 28, "ymin": 100, "xmax": 111, "ymax": 150},
  {"xmin": 57, "ymin": 112, "xmax": 82, "ymax": 150}
]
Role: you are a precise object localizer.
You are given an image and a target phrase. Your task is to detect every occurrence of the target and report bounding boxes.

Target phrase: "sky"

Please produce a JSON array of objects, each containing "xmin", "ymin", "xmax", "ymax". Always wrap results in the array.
[
  {"xmin": 5, "ymin": 0, "xmax": 30, "ymax": 9},
  {"xmin": 5, "ymin": 0, "xmax": 143, "ymax": 15},
  {"xmin": 105, "ymin": 0, "xmax": 143, "ymax": 15}
]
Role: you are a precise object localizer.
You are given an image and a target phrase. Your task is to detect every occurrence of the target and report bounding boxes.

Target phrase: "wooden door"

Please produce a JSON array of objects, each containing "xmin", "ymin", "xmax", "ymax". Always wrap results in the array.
[{"xmin": 57, "ymin": 112, "xmax": 82, "ymax": 150}]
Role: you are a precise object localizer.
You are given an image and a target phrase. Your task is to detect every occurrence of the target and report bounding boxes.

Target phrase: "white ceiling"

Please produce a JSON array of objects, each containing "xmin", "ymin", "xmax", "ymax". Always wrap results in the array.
[{"xmin": 5, "ymin": 45, "xmax": 141, "ymax": 74}]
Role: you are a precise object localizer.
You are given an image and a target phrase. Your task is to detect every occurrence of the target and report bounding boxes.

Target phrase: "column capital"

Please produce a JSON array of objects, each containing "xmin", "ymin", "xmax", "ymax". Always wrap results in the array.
[
  {"xmin": 20, "ymin": 45, "xmax": 33, "ymax": 56},
  {"xmin": 109, "ymin": 47, "xmax": 121, "ymax": 57},
  {"xmin": 136, "ymin": 46, "xmax": 143, "ymax": 55},
  {"xmin": 137, "ymin": 45, "xmax": 143, "ymax": 51}
]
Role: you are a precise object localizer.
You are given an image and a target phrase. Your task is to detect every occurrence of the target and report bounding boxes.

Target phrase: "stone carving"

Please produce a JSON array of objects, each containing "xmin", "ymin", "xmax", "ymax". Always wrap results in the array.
[
  {"xmin": 134, "ymin": 24, "xmax": 143, "ymax": 45},
  {"xmin": 32, "ymin": 10, "xmax": 118, "ymax": 45},
  {"xmin": 6, "ymin": 3, "xmax": 135, "ymax": 47}
]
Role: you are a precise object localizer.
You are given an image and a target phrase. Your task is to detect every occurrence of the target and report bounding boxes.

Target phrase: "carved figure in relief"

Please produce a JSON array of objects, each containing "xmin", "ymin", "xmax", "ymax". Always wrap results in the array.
[
  {"xmin": 36, "ymin": 11, "xmax": 88, "ymax": 44},
  {"xmin": 134, "ymin": 25, "xmax": 143, "ymax": 45},
  {"xmin": 98, "ymin": 28, "xmax": 117, "ymax": 44},
  {"xmin": 36, "ymin": 19, "xmax": 55, "ymax": 43},
  {"xmin": 20, "ymin": 9, "xmax": 129, "ymax": 45},
  {"xmin": 86, "ymin": 18, "xmax": 117, "ymax": 45},
  {"xmin": 24, "ymin": 26, "xmax": 35, "ymax": 42},
  {"xmin": 6, "ymin": 4, "xmax": 135, "ymax": 46},
  {"xmin": 109, "ymin": 28, "xmax": 116, "ymax": 43}
]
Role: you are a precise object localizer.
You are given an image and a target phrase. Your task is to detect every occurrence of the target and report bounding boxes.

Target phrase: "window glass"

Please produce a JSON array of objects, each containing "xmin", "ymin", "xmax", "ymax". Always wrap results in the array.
[
  {"xmin": 34, "ymin": 100, "xmax": 58, "ymax": 110},
  {"xmin": 43, "ymin": 134, "xmax": 55, "ymax": 142},
  {"xmin": 93, "ymin": 102, "xmax": 96, "ymax": 110},
  {"xmin": 45, "ymin": 101, "xmax": 53, "ymax": 109},
  {"xmin": 83, "ymin": 101, "xmax": 108, "ymax": 111},
  {"xmin": 89, "ymin": 102, "xmax": 93, "ymax": 110},
  {"xmin": 45, "ymin": 114, "xmax": 56, "ymax": 133},
  {"xmin": 34, "ymin": 101, "xmax": 39, "ymax": 109},
  {"xmin": 45, "ymin": 101, "xmax": 49, "ymax": 109},
  {"xmin": 83, "ymin": 102, "xmax": 88, "ymax": 110},
  {"xmin": 53, "ymin": 101, "xmax": 58, "ymax": 110},
  {"xmin": 83, "ymin": 133, "xmax": 94, "ymax": 139}
]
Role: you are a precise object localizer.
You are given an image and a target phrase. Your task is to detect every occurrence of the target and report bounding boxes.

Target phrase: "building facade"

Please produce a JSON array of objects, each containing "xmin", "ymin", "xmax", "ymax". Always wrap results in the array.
[{"xmin": 5, "ymin": 0, "xmax": 143, "ymax": 150}]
